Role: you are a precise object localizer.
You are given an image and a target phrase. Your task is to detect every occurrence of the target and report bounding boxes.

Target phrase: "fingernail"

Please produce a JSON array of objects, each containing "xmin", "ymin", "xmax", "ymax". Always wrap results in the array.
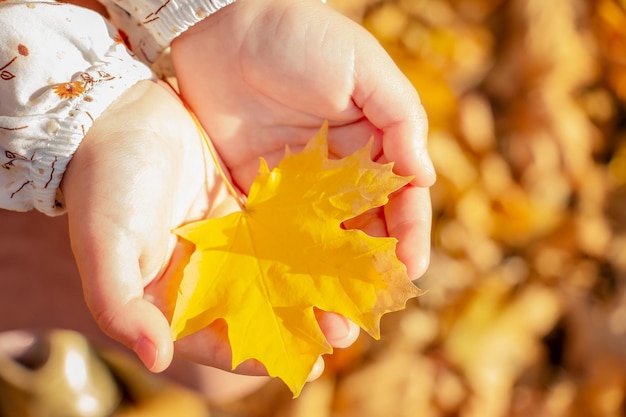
[
  {"xmin": 327, "ymin": 317, "xmax": 357, "ymax": 347},
  {"xmin": 134, "ymin": 336, "xmax": 158, "ymax": 371},
  {"xmin": 306, "ymin": 356, "xmax": 325, "ymax": 382},
  {"xmin": 420, "ymin": 148, "xmax": 436, "ymax": 182}
]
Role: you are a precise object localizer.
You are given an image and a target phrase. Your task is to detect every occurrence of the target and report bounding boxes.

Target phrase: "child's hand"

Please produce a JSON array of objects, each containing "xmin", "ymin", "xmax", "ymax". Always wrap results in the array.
[
  {"xmin": 171, "ymin": 0, "xmax": 435, "ymax": 282},
  {"xmin": 61, "ymin": 80, "xmax": 215, "ymax": 371}
]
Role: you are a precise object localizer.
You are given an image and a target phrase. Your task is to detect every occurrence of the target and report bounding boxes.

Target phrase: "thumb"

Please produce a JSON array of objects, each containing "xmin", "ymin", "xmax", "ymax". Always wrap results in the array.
[{"xmin": 67, "ymin": 219, "xmax": 174, "ymax": 372}]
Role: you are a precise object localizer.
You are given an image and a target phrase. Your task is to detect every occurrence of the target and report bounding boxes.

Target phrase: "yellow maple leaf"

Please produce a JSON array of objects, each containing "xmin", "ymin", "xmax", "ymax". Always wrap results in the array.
[{"xmin": 170, "ymin": 124, "xmax": 423, "ymax": 396}]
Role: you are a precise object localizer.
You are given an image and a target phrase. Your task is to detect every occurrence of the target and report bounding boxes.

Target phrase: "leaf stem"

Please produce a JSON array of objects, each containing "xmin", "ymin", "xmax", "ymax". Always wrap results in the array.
[{"xmin": 163, "ymin": 79, "xmax": 246, "ymax": 210}]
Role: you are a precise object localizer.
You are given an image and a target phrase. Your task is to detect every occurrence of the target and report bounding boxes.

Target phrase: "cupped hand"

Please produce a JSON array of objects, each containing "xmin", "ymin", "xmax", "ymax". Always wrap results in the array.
[
  {"xmin": 171, "ymin": 0, "xmax": 435, "ymax": 282},
  {"xmin": 61, "ymin": 80, "xmax": 222, "ymax": 372}
]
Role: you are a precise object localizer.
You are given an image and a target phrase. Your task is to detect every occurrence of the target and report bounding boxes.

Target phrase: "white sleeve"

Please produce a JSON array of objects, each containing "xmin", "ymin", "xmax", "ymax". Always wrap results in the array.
[
  {"xmin": 0, "ymin": 1, "xmax": 154, "ymax": 215},
  {"xmin": 99, "ymin": 0, "xmax": 236, "ymax": 64}
]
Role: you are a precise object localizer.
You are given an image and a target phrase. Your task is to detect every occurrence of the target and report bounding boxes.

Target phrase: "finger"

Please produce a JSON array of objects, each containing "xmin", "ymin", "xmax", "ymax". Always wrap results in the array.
[
  {"xmin": 315, "ymin": 310, "xmax": 360, "ymax": 349},
  {"xmin": 68, "ymin": 218, "xmax": 174, "ymax": 373},
  {"xmin": 144, "ymin": 237, "xmax": 196, "ymax": 322},
  {"xmin": 385, "ymin": 186, "xmax": 432, "ymax": 280},
  {"xmin": 306, "ymin": 356, "xmax": 326, "ymax": 382},
  {"xmin": 342, "ymin": 206, "xmax": 387, "ymax": 238},
  {"xmin": 173, "ymin": 320, "xmax": 269, "ymax": 376},
  {"xmin": 352, "ymin": 28, "xmax": 436, "ymax": 187}
]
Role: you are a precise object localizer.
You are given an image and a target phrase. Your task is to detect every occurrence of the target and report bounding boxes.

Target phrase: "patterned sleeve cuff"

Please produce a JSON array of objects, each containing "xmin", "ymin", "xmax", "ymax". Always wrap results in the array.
[
  {"xmin": 102, "ymin": 0, "xmax": 236, "ymax": 64},
  {"xmin": 0, "ymin": 2, "xmax": 154, "ymax": 215}
]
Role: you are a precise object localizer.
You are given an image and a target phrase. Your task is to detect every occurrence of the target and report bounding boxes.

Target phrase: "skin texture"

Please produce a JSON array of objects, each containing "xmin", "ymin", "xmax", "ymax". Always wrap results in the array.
[{"xmin": 60, "ymin": 0, "xmax": 434, "ymax": 382}]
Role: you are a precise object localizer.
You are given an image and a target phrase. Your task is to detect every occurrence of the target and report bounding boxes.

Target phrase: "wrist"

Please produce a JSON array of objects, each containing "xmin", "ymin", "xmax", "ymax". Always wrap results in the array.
[{"xmin": 171, "ymin": 0, "xmax": 251, "ymax": 50}]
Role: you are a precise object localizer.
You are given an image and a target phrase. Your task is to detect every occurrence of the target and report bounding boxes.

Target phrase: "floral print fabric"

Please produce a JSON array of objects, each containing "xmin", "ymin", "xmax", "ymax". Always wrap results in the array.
[
  {"xmin": 101, "ymin": 0, "xmax": 236, "ymax": 64},
  {"xmin": 0, "ymin": 1, "xmax": 154, "ymax": 214}
]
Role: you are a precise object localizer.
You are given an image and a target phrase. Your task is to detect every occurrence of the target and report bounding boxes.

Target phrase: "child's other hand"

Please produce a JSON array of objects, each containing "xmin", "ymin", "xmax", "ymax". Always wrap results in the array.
[{"xmin": 61, "ymin": 80, "xmax": 219, "ymax": 372}]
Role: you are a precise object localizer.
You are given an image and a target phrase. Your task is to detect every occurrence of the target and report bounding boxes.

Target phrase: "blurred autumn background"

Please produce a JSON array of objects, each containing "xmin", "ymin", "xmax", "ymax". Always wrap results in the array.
[{"xmin": 212, "ymin": 0, "xmax": 626, "ymax": 416}]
